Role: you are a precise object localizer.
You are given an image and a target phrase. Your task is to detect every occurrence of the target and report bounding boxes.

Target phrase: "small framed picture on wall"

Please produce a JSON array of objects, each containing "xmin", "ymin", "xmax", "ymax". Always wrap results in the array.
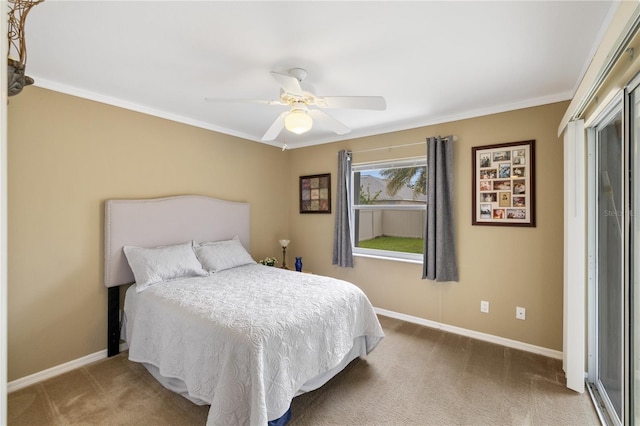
[{"xmin": 300, "ymin": 173, "xmax": 331, "ymax": 214}]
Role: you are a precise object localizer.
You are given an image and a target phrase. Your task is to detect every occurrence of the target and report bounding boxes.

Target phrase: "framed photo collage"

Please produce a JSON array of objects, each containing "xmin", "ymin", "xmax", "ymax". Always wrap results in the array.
[{"xmin": 472, "ymin": 140, "xmax": 535, "ymax": 227}]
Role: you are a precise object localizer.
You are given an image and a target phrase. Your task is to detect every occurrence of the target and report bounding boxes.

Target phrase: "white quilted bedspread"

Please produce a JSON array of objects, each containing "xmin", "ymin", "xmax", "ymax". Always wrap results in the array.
[{"xmin": 123, "ymin": 264, "xmax": 384, "ymax": 426}]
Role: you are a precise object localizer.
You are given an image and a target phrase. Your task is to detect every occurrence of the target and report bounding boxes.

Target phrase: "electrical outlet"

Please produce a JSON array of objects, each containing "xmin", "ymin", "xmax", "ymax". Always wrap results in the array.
[
  {"xmin": 480, "ymin": 300, "xmax": 489, "ymax": 313},
  {"xmin": 516, "ymin": 306, "xmax": 526, "ymax": 320}
]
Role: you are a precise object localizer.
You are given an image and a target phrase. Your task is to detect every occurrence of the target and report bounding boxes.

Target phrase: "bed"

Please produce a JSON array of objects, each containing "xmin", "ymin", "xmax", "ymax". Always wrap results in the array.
[{"xmin": 104, "ymin": 195, "xmax": 384, "ymax": 426}]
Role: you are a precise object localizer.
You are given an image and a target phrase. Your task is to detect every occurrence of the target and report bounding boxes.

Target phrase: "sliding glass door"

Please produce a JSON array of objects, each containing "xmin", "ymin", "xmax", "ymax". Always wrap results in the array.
[
  {"xmin": 591, "ymin": 102, "xmax": 624, "ymax": 425},
  {"xmin": 588, "ymin": 76, "xmax": 640, "ymax": 425},
  {"xmin": 630, "ymin": 81, "xmax": 640, "ymax": 425}
]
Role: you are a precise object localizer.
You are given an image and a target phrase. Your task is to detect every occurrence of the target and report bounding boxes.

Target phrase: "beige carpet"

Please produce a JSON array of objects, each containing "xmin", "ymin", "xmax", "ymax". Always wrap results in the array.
[{"xmin": 8, "ymin": 315, "xmax": 600, "ymax": 425}]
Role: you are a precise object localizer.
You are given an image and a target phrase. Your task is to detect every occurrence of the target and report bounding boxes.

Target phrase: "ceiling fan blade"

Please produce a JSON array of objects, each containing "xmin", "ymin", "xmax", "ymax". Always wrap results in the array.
[
  {"xmin": 261, "ymin": 113, "xmax": 287, "ymax": 141},
  {"xmin": 204, "ymin": 97, "xmax": 285, "ymax": 106},
  {"xmin": 309, "ymin": 109, "xmax": 351, "ymax": 135},
  {"xmin": 270, "ymin": 71, "xmax": 304, "ymax": 96},
  {"xmin": 321, "ymin": 96, "xmax": 386, "ymax": 110}
]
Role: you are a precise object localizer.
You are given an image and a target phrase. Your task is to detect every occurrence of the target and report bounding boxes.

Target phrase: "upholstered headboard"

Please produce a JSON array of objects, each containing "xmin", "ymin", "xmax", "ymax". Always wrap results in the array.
[{"xmin": 104, "ymin": 195, "xmax": 251, "ymax": 288}]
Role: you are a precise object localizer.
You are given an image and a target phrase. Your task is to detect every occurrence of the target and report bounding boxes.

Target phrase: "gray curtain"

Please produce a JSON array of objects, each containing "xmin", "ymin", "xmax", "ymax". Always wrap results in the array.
[
  {"xmin": 423, "ymin": 136, "xmax": 458, "ymax": 281},
  {"xmin": 332, "ymin": 150, "xmax": 353, "ymax": 267}
]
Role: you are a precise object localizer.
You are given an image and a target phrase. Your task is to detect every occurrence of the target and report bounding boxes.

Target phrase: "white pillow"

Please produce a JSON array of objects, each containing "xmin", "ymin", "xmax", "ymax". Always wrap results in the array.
[
  {"xmin": 195, "ymin": 236, "xmax": 255, "ymax": 273},
  {"xmin": 123, "ymin": 241, "xmax": 207, "ymax": 292}
]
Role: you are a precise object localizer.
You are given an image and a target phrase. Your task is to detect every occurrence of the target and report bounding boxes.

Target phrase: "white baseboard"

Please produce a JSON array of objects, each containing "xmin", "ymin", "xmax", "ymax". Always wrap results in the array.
[
  {"xmin": 9, "ymin": 310, "xmax": 563, "ymax": 393},
  {"xmin": 7, "ymin": 343, "xmax": 128, "ymax": 393},
  {"xmin": 375, "ymin": 307, "xmax": 563, "ymax": 360}
]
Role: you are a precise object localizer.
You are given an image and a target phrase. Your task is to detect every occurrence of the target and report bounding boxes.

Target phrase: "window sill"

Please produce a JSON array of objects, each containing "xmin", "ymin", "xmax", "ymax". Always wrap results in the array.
[{"xmin": 353, "ymin": 252, "xmax": 423, "ymax": 264}]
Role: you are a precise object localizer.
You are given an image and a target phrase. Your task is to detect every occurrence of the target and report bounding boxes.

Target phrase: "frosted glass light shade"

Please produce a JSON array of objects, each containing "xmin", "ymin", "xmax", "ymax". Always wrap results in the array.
[
  {"xmin": 279, "ymin": 239, "xmax": 290, "ymax": 248},
  {"xmin": 284, "ymin": 110, "xmax": 312, "ymax": 134}
]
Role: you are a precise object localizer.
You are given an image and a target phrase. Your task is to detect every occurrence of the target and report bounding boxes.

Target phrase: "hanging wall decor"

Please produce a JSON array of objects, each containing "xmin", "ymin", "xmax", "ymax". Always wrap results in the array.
[
  {"xmin": 472, "ymin": 140, "xmax": 536, "ymax": 227},
  {"xmin": 7, "ymin": 0, "xmax": 45, "ymax": 96},
  {"xmin": 299, "ymin": 173, "xmax": 331, "ymax": 213}
]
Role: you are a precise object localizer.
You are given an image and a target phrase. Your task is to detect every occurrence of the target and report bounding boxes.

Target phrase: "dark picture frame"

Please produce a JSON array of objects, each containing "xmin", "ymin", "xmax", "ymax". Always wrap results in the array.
[
  {"xmin": 472, "ymin": 140, "xmax": 535, "ymax": 227},
  {"xmin": 300, "ymin": 173, "xmax": 331, "ymax": 214}
]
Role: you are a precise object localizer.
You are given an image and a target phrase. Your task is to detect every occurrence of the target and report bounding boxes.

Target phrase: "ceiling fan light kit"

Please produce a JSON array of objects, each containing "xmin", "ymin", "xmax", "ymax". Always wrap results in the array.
[
  {"xmin": 205, "ymin": 67, "xmax": 386, "ymax": 142},
  {"xmin": 284, "ymin": 109, "xmax": 313, "ymax": 134}
]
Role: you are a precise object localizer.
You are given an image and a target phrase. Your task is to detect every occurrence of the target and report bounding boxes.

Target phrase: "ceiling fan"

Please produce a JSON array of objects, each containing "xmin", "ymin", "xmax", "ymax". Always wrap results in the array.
[{"xmin": 205, "ymin": 68, "xmax": 386, "ymax": 141}]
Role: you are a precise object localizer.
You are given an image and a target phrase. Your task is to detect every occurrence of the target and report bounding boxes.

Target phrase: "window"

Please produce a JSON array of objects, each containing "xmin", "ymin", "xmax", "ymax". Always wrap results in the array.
[{"xmin": 351, "ymin": 157, "xmax": 426, "ymax": 262}]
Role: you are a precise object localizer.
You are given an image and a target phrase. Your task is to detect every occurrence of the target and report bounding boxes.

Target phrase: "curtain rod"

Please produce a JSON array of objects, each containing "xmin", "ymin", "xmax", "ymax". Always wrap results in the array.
[{"xmin": 351, "ymin": 135, "xmax": 457, "ymax": 154}]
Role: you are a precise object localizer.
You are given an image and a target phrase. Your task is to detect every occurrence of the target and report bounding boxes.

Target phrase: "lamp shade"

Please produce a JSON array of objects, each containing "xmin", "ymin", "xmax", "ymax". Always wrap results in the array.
[
  {"xmin": 284, "ymin": 110, "xmax": 313, "ymax": 134},
  {"xmin": 279, "ymin": 239, "xmax": 290, "ymax": 248}
]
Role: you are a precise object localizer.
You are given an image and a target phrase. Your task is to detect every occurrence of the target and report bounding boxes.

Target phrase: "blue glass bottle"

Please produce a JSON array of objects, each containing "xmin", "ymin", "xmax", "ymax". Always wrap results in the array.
[{"xmin": 295, "ymin": 257, "xmax": 303, "ymax": 272}]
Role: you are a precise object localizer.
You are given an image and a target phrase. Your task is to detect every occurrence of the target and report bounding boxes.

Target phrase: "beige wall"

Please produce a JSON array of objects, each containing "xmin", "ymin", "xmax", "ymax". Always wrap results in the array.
[
  {"xmin": 7, "ymin": 87, "xmax": 290, "ymax": 381},
  {"xmin": 8, "ymin": 86, "xmax": 567, "ymax": 382},
  {"xmin": 288, "ymin": 101, "xmax": 568, "ymax": 352}
]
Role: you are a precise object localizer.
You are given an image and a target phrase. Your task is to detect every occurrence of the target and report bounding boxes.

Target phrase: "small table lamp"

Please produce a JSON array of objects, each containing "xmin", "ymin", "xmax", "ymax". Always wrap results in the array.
[{"xmin": 279, "ymin": 239, "xmax": 290, "ymax": 269}]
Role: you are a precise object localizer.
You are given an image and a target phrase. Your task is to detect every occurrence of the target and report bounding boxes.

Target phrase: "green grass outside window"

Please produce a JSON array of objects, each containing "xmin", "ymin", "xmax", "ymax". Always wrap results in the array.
[{"xmin": 357, "ymin": 236, "xmax": 423, "ymax": 254}]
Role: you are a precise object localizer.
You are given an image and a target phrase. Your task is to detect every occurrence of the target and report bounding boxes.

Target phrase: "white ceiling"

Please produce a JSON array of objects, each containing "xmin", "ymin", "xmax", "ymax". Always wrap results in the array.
[{"xmin": 22, "ymin": 1, "xmax": 616, "ymax": 148}]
